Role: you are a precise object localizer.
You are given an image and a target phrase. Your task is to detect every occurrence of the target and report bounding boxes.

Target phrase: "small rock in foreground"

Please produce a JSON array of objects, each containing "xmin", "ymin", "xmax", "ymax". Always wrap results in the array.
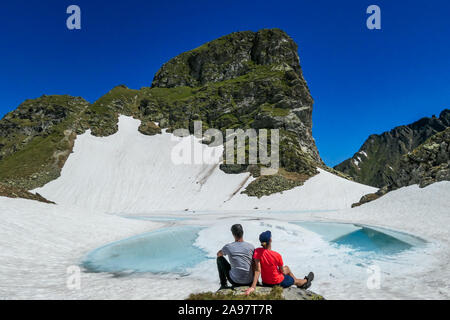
[{"xmin": 187, "ymin": 286, "xmax": 325, "ymax": 300}]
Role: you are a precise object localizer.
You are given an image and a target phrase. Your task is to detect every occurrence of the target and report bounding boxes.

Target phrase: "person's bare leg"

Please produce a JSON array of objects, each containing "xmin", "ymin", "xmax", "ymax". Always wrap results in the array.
[
  {"xmin": 294, "ymin": 278, "xmax": 307, "ymax": 287},
  {"xmin": 283, "ymin": 266, "xmax": 307, "ymax": 287},
  {"xmin": 282, "ymin": 266, "xmax": 294, "ymax": 278}
]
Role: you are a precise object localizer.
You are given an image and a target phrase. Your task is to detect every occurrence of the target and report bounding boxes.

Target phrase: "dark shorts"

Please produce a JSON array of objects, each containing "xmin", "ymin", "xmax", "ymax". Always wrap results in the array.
[
  {"xmin": 263, "ymin": 275, "xmax": 295, "ymax": 288},
  {"xmin": 278, "ymin": 275, "xmax": 295, "ymax": 288}
]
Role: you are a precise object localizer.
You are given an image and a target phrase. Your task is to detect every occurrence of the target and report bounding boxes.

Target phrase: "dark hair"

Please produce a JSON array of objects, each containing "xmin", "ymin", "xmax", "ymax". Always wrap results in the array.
[{"xmin": 231, "ymin": 224, "xmax": 244, "ymax": 239}]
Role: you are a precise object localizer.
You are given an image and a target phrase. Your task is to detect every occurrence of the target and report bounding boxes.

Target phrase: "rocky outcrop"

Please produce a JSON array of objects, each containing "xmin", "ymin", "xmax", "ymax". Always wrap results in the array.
[
  {"xmin": 351, "ymin": 192, "xmax": 381, "ymax": 208},
  {"xmin": 0, "ymin": 183, "xmax": 54, "ymax": 204},
  {"xmin": 188, "ymin": 286, "xmax": 324, "ymax": 300},
  {"xmin": 335, "ymin": 109, "xmax": 450, "ymax": 188},
  {"xmin": 152, "ymin": 29, "xmax": 304, "ymax": 89}
]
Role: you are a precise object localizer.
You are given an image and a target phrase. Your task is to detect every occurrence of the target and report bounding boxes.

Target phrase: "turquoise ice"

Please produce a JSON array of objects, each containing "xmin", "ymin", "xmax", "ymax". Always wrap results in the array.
[
  {"xmin": 82, "ymin": 226, "xmax": 206, "ymax": 274},
  {"xmin": 293, "ymin": 221, "xmax": 426, "ymax": 256}
]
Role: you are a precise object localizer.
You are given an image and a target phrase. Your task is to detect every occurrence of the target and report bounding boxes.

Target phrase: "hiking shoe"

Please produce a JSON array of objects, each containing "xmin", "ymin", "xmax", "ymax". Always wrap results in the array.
[{"xmin": 299, "ymin": 272, "xmax": 314, "ymax": 290}]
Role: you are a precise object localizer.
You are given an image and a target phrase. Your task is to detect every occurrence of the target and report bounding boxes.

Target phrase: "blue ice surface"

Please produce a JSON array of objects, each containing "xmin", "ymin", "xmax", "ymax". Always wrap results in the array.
[
  {"xmin": 292, "ymin": 221, "xmax": 426, "ymax": 256},
  {"xmin": 123, "ymin": 216, "xmax": 190, "ymax": 222},
  {"xmin": 82, "ymin": 226, "xmax": 207, "ymax": 275},
  {"xmin": 257, "ymin": 210, "xmax": 338, "ymax": 215}
]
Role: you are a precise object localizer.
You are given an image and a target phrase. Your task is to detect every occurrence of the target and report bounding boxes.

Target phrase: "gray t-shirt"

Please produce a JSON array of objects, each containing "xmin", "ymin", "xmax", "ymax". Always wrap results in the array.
[{"xmin": 222, "ymin": 241, "xmax": 255, "ymax": 284}]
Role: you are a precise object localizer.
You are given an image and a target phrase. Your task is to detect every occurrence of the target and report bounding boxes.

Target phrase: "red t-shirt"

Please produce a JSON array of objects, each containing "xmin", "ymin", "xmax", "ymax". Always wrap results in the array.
[{"xmin": 253, "ymin": 247, "xmax": 284, "ymax": 285}]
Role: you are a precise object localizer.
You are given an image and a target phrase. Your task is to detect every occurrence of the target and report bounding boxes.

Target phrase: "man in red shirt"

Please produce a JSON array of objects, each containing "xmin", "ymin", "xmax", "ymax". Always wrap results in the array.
[{"xmin": 245, "ymin": 230, "xmax": 314, "ymax": 295}]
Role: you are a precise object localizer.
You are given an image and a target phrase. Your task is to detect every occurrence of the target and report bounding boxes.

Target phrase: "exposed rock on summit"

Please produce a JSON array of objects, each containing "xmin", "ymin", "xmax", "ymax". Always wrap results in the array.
[
  {"xmin": 152, "ymin": 29, "xmax": 304, "ymax": 89},
  {"xmin": 151, "ymin": 28, "xmax": 320, "ymax": 166}
]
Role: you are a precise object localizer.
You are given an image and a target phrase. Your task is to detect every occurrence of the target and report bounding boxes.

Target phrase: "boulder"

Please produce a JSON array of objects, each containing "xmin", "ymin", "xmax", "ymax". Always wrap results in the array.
[{"xmin": 188, "ymin": 286, "xmax": 325, "ymax": 300}]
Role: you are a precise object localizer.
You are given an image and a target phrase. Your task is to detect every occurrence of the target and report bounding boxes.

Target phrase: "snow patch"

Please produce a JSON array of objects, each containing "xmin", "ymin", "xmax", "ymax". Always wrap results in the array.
[
  {"xmin": 360, "ymin": 151, "xmax": 368, "ymax": 158},
  {"xmin": 35, "ymin": 116, "xmax": 375, "ymax": 213}
]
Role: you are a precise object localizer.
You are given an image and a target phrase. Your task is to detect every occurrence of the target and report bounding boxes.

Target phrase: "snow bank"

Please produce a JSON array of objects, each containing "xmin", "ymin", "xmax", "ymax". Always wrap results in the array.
[
  {"xmin": 306, "ymin": 182, "xmax": 450, "ymax": 299},
  {"xmin": 35, "ymin": 116, "xmax": 375, "ymax": 213},
  {"xmin": 314, "ymin": 182, "xmax": 450, "ymax": 241},
  {"xmin": 0, "ymin": 197, "xmax": 210, "ymax": 299}
]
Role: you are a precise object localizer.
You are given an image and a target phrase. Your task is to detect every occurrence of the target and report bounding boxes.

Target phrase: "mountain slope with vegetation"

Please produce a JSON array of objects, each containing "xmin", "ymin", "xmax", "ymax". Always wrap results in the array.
[
  {"xmin": 0, "ymin": 95, "xmax": 89, "ymax": 189},
  {"xmin": 0, "ymin": 28, "xmax": 326, "ymax": 197},
  {"xmin": 351, "ymin": 120, "xmax": 450, "ymax": 208},
  {"xmin": 335, "ymin": 109, "xmax": 450, "ymax": 188},
  {"xmin": 394, "ymin": 126, "xmax": 450, "ymax": 188}
]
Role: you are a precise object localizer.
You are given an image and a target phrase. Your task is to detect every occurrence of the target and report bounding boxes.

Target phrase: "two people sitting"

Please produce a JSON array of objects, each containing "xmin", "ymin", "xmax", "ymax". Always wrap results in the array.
[{"xmin": 216, "ymin": 224, "xmax": 314, "ymax": 295}]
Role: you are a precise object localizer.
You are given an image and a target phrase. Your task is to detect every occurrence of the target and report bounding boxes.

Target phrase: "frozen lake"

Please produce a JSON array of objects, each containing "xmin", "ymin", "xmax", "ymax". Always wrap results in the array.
[
  {"xmin": 292, "ymin": 221, "xmax": 426, "ymax": 256},
  {"xmin": 82, "ymin": 226, "xmax": 207, "ymax": 274},
  {"xmin": 82, "ymin": 219, "xmax": 428, "ymax": 277}
]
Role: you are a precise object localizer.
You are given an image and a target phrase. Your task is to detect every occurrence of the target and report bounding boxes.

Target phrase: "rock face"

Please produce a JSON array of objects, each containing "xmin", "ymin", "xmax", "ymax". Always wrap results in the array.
[
  {"xmin": 0, "ymin": 28, "xmax": 324, "ymax": 197},
  {"xmin": 152, "ymin": 29, "xmax": 304, "ymax": 89},
  {"xmin": 151, "ymin": 28, "xmax": 320, "ymax": 164},
  {"xmin": 351, "ymin": 125, "xmax": 450, "ymax": 208},
  {"xmin": 394, "ymin": 127, "xmax": 450, "ymax": 188},
  {"xmin": 335, "ymin": 109, "xmax": 450, "ymax": 188}
]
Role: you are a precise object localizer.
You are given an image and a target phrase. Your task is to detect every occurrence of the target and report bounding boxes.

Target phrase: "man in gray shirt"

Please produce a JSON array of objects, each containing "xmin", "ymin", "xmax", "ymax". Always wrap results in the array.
[{"xmin": 216, "ymin": 224, "xmax": 255, "ymax": 289}]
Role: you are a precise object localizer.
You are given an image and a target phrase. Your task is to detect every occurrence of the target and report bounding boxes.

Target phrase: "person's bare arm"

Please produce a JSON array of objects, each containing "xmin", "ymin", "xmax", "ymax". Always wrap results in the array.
[
  {"xmin": 278, "ymin": 265, "xmax": 285, "ymax": 274},
  {"xmin": 245, "ymin": 259, "xmax": 261, "ymax": 295},
  {"xmin": 217, "ymin": 250, "xmax": 224, "ymax": 257},
  {"xmin": 251, "ymin": 258, "xmax": 256, "ymax": 273}
]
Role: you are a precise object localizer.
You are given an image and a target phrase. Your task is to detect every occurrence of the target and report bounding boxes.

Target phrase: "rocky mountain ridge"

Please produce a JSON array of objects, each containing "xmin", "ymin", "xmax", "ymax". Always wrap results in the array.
[
  {"xmin": 395, "ymin": 126, "xmax": 450, "ymax": 188},
  {"xmin": 335, "ymin": 109, "xmax": 450, "ymax": 188},
  {"xmin": 0, "ymin": 95, "xmax": 89, "ymax": 189},
  {"xmin": 351, "ymin": 116, "xmax": 450, "ymax": 207}
]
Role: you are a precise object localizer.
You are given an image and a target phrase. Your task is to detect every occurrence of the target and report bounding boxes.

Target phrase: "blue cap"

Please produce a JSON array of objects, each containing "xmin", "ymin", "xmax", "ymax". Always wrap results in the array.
[{"xmin": 259, "ymin": 230, "xmax": 271, "ymax": 244}]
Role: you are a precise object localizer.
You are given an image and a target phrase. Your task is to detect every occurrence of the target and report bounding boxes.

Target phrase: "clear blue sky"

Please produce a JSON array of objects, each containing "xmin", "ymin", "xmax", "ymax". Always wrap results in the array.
[{"xmin": 1, "ymin": 0, "xmax": 449, "ymax": 166}]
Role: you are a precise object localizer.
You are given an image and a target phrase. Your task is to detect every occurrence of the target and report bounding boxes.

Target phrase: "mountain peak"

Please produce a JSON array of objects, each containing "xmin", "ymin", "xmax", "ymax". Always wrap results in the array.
[
  {"xmin": 0, "ymin": 28, "xmax": 324, "ymax": 195},
  {"xmin": 152, "ymin": 28, "xmax": 306, "ymax": 89}
]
